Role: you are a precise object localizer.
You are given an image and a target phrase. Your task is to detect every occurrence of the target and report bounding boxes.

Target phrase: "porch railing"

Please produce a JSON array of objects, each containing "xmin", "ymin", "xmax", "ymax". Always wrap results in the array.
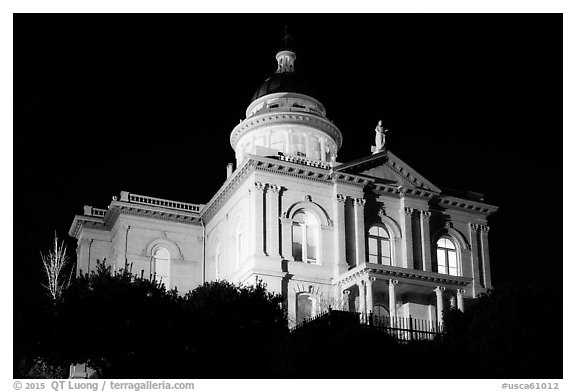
[{"xmin": 290, "ymin": 309, "xmax": 443, "ymax": 341}]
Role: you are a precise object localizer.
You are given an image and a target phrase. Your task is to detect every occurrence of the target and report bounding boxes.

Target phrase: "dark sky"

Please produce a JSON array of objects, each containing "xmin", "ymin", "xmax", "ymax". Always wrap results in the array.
[{"xmin": 14, "ymin": 14, "xmax": 562, "ymax": 308}]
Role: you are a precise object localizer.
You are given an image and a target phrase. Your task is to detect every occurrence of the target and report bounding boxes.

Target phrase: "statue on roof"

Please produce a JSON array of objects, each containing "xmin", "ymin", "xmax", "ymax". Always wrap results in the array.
[{"xmin": 373, "ymin": 120, "xmax": 388, "ymax": 154}]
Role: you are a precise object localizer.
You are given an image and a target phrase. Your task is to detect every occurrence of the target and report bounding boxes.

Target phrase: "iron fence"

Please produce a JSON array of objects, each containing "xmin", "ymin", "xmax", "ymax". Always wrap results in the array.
[{"xmin": 290, "ymin": 309, "xmax": 443, "ymax": 341}]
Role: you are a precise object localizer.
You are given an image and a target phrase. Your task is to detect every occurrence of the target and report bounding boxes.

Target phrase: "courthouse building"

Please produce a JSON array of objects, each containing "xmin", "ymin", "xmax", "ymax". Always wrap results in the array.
[{"xmin": 69, "ymin": 48, "xmax": 498, "ymax": 327}]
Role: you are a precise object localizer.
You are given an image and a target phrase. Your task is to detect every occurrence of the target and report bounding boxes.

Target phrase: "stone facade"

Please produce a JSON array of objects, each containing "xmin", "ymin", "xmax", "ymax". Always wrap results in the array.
[{"xmin": 69, "ymin": 49, "xmax": 497, "ymax": 327}]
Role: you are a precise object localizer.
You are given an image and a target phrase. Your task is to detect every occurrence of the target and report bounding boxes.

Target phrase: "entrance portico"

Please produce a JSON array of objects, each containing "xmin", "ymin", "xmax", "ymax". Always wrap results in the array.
[{"xmin": 337, "ymin": 263, "xmax": 471, "ymax": 325}]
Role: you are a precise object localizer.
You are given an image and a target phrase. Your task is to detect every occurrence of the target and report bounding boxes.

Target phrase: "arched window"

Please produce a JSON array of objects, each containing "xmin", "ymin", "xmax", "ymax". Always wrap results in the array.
[
  {"xmin": 296, "ymin": 293, "xmax": 316, "ymax": 324},
  {"xmin": 292, "ymin": 210, "xmax": 319, "ymax": 263},
  {"xmin": 368, "ymin": 225, "xmax": 392, "ymax": 265},
  {"xmin": 436, "ymin": 237, "xmax": 459, "ymax": 276},
  {"xmin": 373, "ymin": 304, "xmax": 390, "ymax": 319},
  {"xmin": 152, "ymin": 247, "xmax": 170, "ymax": 288}
]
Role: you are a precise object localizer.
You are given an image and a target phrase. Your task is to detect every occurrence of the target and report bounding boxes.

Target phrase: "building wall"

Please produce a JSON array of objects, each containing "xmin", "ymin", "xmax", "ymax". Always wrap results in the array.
[{"xmin": 76, "ymin": 214, "xmax": 203, "ymax": 294}]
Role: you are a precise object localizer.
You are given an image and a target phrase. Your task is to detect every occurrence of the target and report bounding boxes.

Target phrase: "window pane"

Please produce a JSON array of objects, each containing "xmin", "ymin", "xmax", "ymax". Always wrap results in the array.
[
  {"xmin": 292, "ymin": 225, "xmax": 303, "ymax": 262},
  {"xmin": 381, "ymin": 255, "xmax": 391, "ymax": 266},
  {"xmin": 293, "ymin": 225, "xmax": 303, "ymax": 244},
  {"xmin": 437, "ymin": 238, "xmax": 447, "ymax": 248},
  {"xmin": 380, "ymin": 239, "xmax": 390, "ymax": 259},
  {"xmin": 368, "ymin": 255, "xmax": 378, "ymax": 263},
  {"xmin": 379, "ymin": 227, "xmax": 389, "ymax": 238},
  {"xmin": 293, "ymin": 243, "xmax": 303, "ymax": 261},
  {"xmin": 307, "ymin": 243, "xmax": 316, "ymax": 261},
  {"xmin": 307, "ymin": 225, "xmax": 318, "ymax": 245},
  {"xmin": 448, "ymin": 251, "xmax": 457, "ymax": 274},
  {"xmin": 436, "ymin": 249, "xmax": 447, "ymax": 274},
  {"xmin": 293, "ymin": 212, "xmax": 305, "ymax": 224},
  {"xmin": 445, "ymin": 238, "xmax": 456, "ymax": 249},
  {"xmin": 368, "ymin": 238, "xmax": 378, "ymax": 255},
  {"xmin": 369, "ymin": 226, "xmax": 378, "ymax": 235}
]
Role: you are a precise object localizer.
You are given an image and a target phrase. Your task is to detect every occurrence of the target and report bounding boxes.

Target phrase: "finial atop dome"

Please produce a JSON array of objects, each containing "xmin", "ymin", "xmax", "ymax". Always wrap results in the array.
[
  {"xmin": 276, "ymin": 26, "xmax": 296, "ymax": 73},
  {"xmin": 276, "ymin": 50, "xmax": 296, "ymax": 73}
]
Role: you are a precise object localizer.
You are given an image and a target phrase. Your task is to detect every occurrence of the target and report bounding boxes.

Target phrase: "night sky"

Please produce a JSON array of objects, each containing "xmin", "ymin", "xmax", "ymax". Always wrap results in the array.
[{"xmin": 14, "ymin": 14, "xmax": 562, "ymax": 312}]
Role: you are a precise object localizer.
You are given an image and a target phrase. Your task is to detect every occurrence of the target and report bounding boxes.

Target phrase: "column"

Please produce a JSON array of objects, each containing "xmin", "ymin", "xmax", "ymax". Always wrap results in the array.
[
  {"xmin": 320, "ymin": 137, "xmax": 326, "ymax": 162},
  {"xmin": 480, "ymin": 225, "xmax": 492, "ymax": 289},
  {"xmin": 469, "ymin": 223, "xmax": 482, "ymax": 297},
  {"xmin": 434, "ymin": 286, "xmax": 445, "ymax": 325},
  {"xmin": 252, "ymin": 182, "xmax": 267, "ymax": 256},
  {"xmin": 456, "ymin": 288, "xmax": 465, "ymax": 312},
  {"xmin": 388, "ymin": 279, "xmax": 398, "ymax": 318},
  {"xmin": 450, "ymin": 296, "xmax": 456, "ymax": 309},
  {"xmin": 419, "ymin": 210, "xmax": 432, "ymax": 272},
  {"xmin": 353, "ymin": 198, "xmax": 366, "ymax": 267},
  {"xmin": 280, "ymin": 216, "xmax": 293, "ymax": 260},
  {"xmin": 366, "ymin": 277, "xmax": 375, "ymax": 315},
  {"xmin": 342, "ymin": 290, "xmax": 350, "ymax": 311},
  {"xmin": 400, "ymin": 206, "xmax": 414, "ymax": 269},
  {"xmin": 267, "ymin": 185, "xmax": 281, "ymax": 257},
  {"xmin": 358, "ymin": 281, "xmax": 366, "ymax": 322},
  {"xmin": 334, "ymin": 194, "xmax": 348, "ymax": 272}
]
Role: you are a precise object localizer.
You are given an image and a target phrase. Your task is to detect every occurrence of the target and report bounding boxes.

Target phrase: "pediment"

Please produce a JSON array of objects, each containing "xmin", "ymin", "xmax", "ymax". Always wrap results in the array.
[{"xmin": 335, "ymin": 150, "xmax": 441, "ymax": 193}]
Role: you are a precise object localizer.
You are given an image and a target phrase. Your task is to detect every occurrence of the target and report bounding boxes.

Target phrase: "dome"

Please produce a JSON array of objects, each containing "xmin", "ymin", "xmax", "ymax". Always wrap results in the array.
[
  {"xmin": 251, "ymin": 71, "xmax": 309, "ymax": 102},
  {"xmin": 251, "ymin": 50, "xmax": 310, "ymax": 102}
]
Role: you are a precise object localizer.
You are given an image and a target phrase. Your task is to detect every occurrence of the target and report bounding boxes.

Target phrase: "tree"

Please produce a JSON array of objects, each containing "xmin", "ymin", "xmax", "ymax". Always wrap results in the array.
[
  {"xmin": 40, "ymin": 233, "xmax": 72, "ymax": 301},
  {"xmin": 441, "ymin": 285, "xmax": 562, "ymax": 378},
  {"xmin": 44, "ymin": 261, "xmax": 287, "ymax": 378}
]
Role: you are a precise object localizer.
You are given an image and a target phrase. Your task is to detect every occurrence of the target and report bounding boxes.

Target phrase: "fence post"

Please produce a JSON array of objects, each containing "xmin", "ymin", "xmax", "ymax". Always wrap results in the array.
[
  {"xmin": 409, "ymin": 315, "xmax": 414, "ymax": 341},
  {"xmin": 368, "ymin": 311, "xmax": 373, "ymax": 326}
]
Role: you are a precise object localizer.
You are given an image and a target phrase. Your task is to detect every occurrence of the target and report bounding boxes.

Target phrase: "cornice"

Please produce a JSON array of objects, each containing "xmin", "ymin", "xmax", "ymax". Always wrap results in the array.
[
  {"xmin": 200, "ymin": 158, "xmax": 257, "ymax": 223},
  {"xmin": 337, "ymin": 264, "xmax": 472, "ymax": 288},
  {"xmin": 435, "ymin": 195, "xmax": 498, "ymax": 216},
  {"xmin": 69, "ymin": 215, "xmax": 106, "ymax": 238},
  {"xmin": 69, "ymin": 196, "xmax": 203, "ymax": 240},
  {"xmin": 230, "ymin": 111, "xmax": 343, "ymax": 150}
]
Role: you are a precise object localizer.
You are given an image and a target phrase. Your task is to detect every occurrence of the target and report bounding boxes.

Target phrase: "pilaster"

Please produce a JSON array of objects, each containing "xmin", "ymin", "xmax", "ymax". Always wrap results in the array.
[
  {"xmin": 479, "ymin": 225, "xmax": 492, "ymax": 289},
  {"xmin": 252, "ymin": 182, "xmax": 267, "ymax": 257},
  {"xmin": 468, "ymin": 223, "xmax": 482, "ymax": 297},
  {"xmin": 353, "ymin": 198, "xmax": 366, "ymax": 267},
  {"xmin": 419, "ymin": 210, "xmax": 432, "ymax": 272},
  {"xmin": 400, "ymin": 206, "xmax": 414, "ymax": 269},
  {"xmin": 280, "ymin": 216, "xmax": 293, "ymax": 261},
  {"xmin": 334, "ymin": 194, "xmax": 348, "ymax": 274},
  {"xmin": 267, "ymin": 184, "xmax": 282, "ymax": 257}
]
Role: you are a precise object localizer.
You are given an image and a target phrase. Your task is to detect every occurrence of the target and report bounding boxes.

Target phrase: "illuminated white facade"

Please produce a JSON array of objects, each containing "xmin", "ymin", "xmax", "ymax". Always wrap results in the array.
[{"xmin": 69, "ymin": 49, "xmax": 498, "ymax": 327}]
